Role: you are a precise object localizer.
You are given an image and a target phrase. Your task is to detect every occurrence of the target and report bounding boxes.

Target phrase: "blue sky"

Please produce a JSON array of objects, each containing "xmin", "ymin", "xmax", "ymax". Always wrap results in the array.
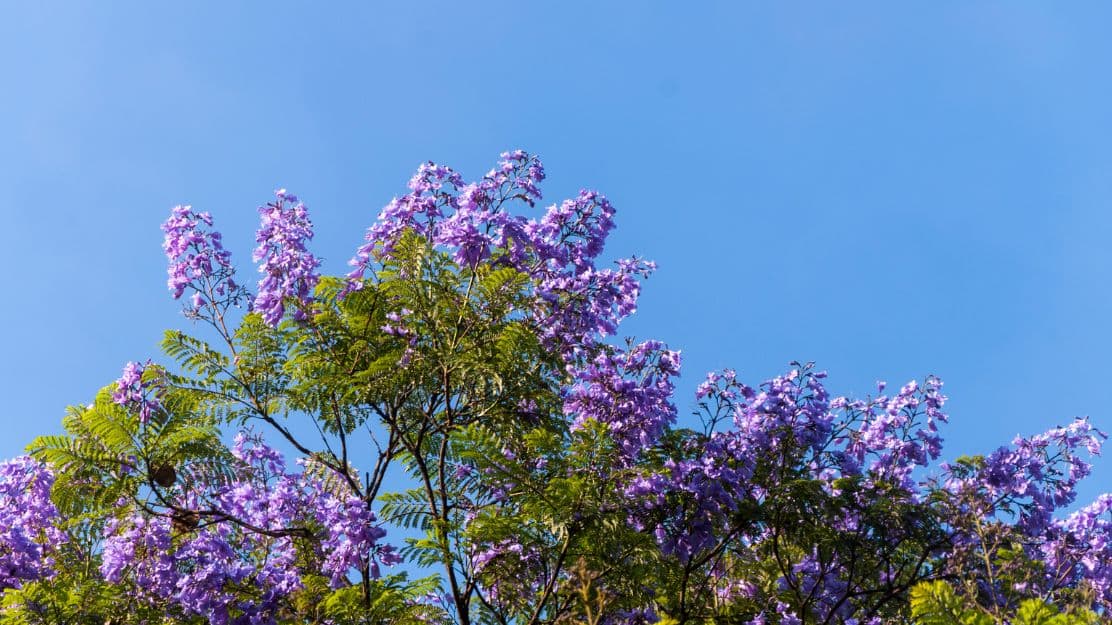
[{"xmin": 1, "ymin": 2, "xmax": 1110, "ymax": 506}]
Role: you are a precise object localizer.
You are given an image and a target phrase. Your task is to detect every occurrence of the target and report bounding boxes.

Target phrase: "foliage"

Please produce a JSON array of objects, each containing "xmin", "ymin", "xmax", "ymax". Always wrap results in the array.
[{"xmin": 910, "ymin": 581, "xmax": 1100, "ymax": 625}]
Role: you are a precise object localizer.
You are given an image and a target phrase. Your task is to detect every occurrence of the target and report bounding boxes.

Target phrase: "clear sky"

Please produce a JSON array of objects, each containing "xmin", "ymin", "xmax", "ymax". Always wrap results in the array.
[{"xmin": 1, "ymin": 3, "xmax": 1110, "ymax": 506}]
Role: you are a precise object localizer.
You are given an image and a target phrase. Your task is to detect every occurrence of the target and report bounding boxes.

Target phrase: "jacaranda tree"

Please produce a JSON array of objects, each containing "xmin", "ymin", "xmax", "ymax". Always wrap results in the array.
[{"xmin": 0, "ymin": 151, "xmax": 1109, "ymax": 625}]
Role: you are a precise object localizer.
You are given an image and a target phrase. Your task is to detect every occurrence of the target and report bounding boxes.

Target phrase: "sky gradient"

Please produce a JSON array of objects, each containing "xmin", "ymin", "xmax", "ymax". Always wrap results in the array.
[{"xmin": 1, "ymin": 2, "xmax": 1110, "ymax": 505}]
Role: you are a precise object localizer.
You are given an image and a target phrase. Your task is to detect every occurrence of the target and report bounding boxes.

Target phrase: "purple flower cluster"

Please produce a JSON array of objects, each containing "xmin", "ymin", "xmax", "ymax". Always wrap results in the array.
[
  {"xmin": 1041, "ymin": 494, "xmax": 1112, "ymax": 607},
  {"xmin": 624, "ymin": 431, "xmax": 754, "ymax": 563},
  {"xmin": 347, "ymin": 151, "xmax": 544, "ymax": 278},
  {"xmin": 0, "ymin": 456, "xmax": 65, "ymax": 590},
  {"xmin": 616, "ymin": 358, "xmax": 1112, "ymax": 618},
  {"xmin": 347, "ymin": 161, "xmax": 464, "ymax": 273},
  {"xmin": 162, "ymin": 205, "xmax": 244, "ymax": 313},
  {"xmin": 564, "ymin": 340, "xmax": 681, "ymax": 461},
  {"xmin": 623, "ymin": 365, "xmax": 956, "ymax": 618},
  {"xmin": 101, "ymin": 433, "xmax": 397, "ymax": 624},
  {"xmin": 111, "ymin": 360, "xmax": 163, "ymax": 424},
  {"xmin": 314, "ymin": 487, "xmax": 401, "ymax": 584},
  {"xmin": 942, "ymin": 417, "xmax": 1105, "ymax": 537},
  {"xmin": 601, "ymin": 607, "xmax": 659, "ymax": 625},
  {"xmin": 778, "ymin": 550, "xmax": 852, "ymax": 622},
  {"xmin": 471, "ymin": 537, "xmax": 546, "ymax": 610},
  {"xmin": 627, "ymin": 367, "xmax": 835, "ymax": 562},
  {"xmin": 524, "ymin": 192, "xmax": 654, "ymax": 355},
  {"xmin": 100, "ymin": 513, "xmax": 286, "ymax": 625},
  {"xmin": 533, "ymin": 254, "xmax": 655, "ymax": 358},
  {"xmin": 345, "ymin": 151, "xmax": 653, "ymax": 361},
  {"xmin": 931, "ymin": 417, "xmax": 1110, "ymax": 610},
  {"xmin": 833, "ymin": 376, "xmax": 948, "ymax": 494},
  {"xmin": 252, "ymin": 190, "xmax": 321, "ymax": 327},
  {"xmin": 722, "ymin": 367, "xmax": 836, "ymax": 457}
]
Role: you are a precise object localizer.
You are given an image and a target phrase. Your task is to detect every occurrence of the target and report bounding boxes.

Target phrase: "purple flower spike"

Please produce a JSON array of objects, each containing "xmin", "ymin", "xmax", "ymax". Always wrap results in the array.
[
  {"xmin": 112, "ymin": 360, "xmax": 163, "ymax": 424},
  {"xmin": 161, "ymin": 205, "xmax": 244, "ymax": 314},
  {"xmin": 0, "ymin": 456, "xmax": 65, "ymax": 590},
  {"xmin": 253, "ymin": 189, "xmax": 322, "ymax": 327}
]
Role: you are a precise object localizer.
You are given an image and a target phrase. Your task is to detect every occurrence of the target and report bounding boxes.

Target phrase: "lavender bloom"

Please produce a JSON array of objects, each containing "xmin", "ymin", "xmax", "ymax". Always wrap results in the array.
[
  {"xmin": 601, "ymin": 607, "xmax": 658, "ymax": 625},
  {"xmin": 100, "ymin": 514, "xmax": 177, "ymax": 600},
  {"xmin": 346, "ymin": 162, "xmax": 464, "ymax": 287},
  {"xmin": 1041, "ymin": 494, "xmax": 1112, "ymax": 609},
  {"xmin": 778, "ymin": 550, "xmax": 851, "ymax": 622},
  {"xmin": 162, "ymin": 205, "xmax": 245, "ymax": 314},
  {"xmin": 623, "ymin": 362, "xmax": 955, "ymax": 621},
  {"xmin": 775, "ymin": 602, "xmax": 802, "ymax": 625},
  {"xmin": 0, "ymin": 456, "xmax": 65, "ymax": 590},
  {"xmin": 111, "ymin": 360, "xmax": 162, "ymax": 424},
  {"xmin": 101, "ymin": 432, "xmax": 398, "ymax": 623},
  {"xmin": 471, "ymin": 538, "xmax": 546, "ymax": 610},
  {"xmin": 311, "ymin": 484, "xmax": 393, "ymax": 587},
  {"xmin": 253, "ymin": 189, "xmax": 322, "ymax": 327},
  {"xmin": 943, "ymin": 417, "xmax": 1106, "ymax": 538},
  {"xmin": 564, "ymin": 340, "xmax": 680, "ymax": 461},
  {"xmin": 842, "ymin": 375, "xmax": 948, "ymax": 493},
  {"xmin": 345, "ymin": 151, "xmax": 547, "ymax": 289},
  {"xmin": 342, "ymin": 150, "xmax": 658, "ymax": 374}
]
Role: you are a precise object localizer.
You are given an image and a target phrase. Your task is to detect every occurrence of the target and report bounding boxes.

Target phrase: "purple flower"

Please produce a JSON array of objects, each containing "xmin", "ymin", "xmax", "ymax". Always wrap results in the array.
[
  {"xmin": 0, "ymin": 456, "xmax": 65, "ymax": 590},
  {"xmin": 112, "ymin": 360, "xmax": 163, "ymax": 424},
  {"xmin": 161, "ymin": 205, "xmax": 245, "ymax": 314},
  {"xmin": 565, "ymin": 340, "xmax": 680, "ymax": 462},
  {"xmin": 253, "ymin": 189, "xmax": 322, "ymax": 327},
  {"xmin": 471, "ymin": 538, "xmax": 547, "ymax": 610},
  {"xmin": 1041, "ymin": 493, "xmax": 1112, "ymax": 607},
  {"xmin": 101, "ymin": 432, "xmax": 398, "ymax": 623}
]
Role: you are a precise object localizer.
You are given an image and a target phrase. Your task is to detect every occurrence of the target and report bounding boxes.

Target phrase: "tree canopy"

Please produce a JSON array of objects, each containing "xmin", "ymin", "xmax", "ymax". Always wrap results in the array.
[{"xmin": 0, "ymin": 151, "xmax": 1109, "ymax": 625}]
